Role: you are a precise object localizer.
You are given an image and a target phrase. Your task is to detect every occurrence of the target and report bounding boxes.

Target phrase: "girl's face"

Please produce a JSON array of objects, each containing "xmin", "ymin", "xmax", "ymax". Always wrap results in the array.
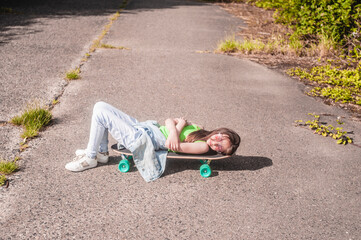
[{"xmin": 206, "ymin": 133, "xmax": 231, "ymax": 154}]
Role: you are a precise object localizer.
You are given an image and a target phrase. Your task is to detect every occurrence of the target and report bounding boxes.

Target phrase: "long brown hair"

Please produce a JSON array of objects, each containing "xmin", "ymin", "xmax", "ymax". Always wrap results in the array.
[{"xmin": 185, "ymin": 128, "xmax": 241, "ymax": 155}]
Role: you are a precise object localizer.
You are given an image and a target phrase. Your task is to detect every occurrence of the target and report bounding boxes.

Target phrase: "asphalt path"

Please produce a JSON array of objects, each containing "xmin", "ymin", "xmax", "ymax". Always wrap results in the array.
[{"xmin": 1, "ymin": 0, "xmax": 361, "ymax": 239}]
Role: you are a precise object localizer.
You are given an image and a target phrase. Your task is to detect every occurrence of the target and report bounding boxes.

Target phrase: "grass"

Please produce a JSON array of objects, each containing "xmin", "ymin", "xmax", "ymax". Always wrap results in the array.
[
  {"xmin": 100, "ymin": 43, "xmax": 129, "ymax": 50},
  {"xmin": 0, "ymin": 158, "xmax": 20, "ymax": 186},
  {"xmin": 10, "ymin": 103, "xmax": 52, "ymax": 140},
  {"xmin": 65, "ymin": 68, "xmax": 81, "ymax": 80},
  {"xmin": 217, "ymin": 35, "xmax": 292, "ymax": 55},
  {"xmin": 217, "ymin": 34, "xmax": 338, "ymax": 57},
  {"xmin": 238, "ymin": 39, "xmax": 266, "ymax": 53},
  {"xmin": 0, "ymin": 174, "xmax": 6, "ymax": 186},
  {"xmin": 52, "ymin": 99, "xmax": 59, "ymax": 106},
  {"xmin": 19, "ymin": 143, "xmax": 29, "ymax": 152},
  {"xmin": 0, "ymin": 159, "xmax": 19, "ymax": 175},
  {"xmin": 217, "ymin": 37, "xmax": 241, "ymax": 53},
  {"xmin": 288, "ymin": 35, "xmax": 303, "ymax": 56},
  {"xmin": 312, "ymin": 34, "xmax": 336, "ymax": 58}
]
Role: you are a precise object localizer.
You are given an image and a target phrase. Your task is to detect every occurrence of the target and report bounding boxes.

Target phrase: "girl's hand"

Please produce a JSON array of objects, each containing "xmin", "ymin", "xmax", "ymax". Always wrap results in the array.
[
  {"xmin": 175, "ymin": 117, "xmax": 187, "ymax": 125},
  {"xmin": 165, "ymin": 131, "xmax": 180, "ymax": 152},
  {"xmin": 174, "ymin": 117, "xmax": 187, "ymax": 134}
]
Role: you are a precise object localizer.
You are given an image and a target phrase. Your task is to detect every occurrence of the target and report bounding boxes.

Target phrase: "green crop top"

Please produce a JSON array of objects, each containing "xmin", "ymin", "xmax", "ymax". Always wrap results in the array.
[{"xmin": 159, "ymin": 124, "xmax": 202, "ymax": 142}]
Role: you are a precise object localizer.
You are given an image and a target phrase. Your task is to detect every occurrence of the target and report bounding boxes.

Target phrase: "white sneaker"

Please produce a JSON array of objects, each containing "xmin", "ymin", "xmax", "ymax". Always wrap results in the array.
[
  {"xmin": 75, "ymin": 149, "xmax": 109, "ymax": 164},
  {"xmin": 65, "ymin": 154, "xmax": 97, "ymax": 172}
]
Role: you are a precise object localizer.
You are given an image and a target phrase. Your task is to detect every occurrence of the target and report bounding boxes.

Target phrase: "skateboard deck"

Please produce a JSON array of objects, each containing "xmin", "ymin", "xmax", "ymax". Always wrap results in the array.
[{"xmin": 111, "ymin": 144, "xmax": 231, "ymax": 178}]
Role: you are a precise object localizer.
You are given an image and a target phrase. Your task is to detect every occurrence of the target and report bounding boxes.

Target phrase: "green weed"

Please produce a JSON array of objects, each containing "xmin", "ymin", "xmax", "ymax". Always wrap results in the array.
[
  {"xmin": 19, "ymin": 143, "xmax": 29, "ymax": 152},
  {"xmin": 238, "ymin": 39, "xmax": 265, "ymax": 53},
  {"xmin": 289, "ymin": 35, "xmax": 303, "ymax": 56},
  {"xmin": 288, "ymin": 64, "xmax": 361, "ymax": 106},
  {"xmin": 313, "ymin": 87, "xmax": 353, "ymax": 103},
  {"xmin": 295, "ymin": 113, "xmax": 353, "ymax": 145},
  {"xmin": 217, "ymin": 37, "xmax": 240, "ymax": 53},
  {"xmin": 0, "ymin": 159, "xmax": 19, "ymax": 175},
  {"xmin": 0, "ymin": 157, "xmax": 20, "ymax": 187},
  {"xmin": 10, "ymin": 104, "xmax": 52, "ymax": 140},
  {"xmin": 0, "ymin": 174, "xmax": 6, "ymax": 186},
  {"xmin": 66, "ymin": 68, "xmax": 81, "ymax": 80},
  {"xmin": 100, "ymin": 43, "xmax": 128, "ymax": 50},
  {"xmin": 52, "ymin": 99, "xmax": 59, "ymax": 105},
  {"xmin": 217, "ymin": 30, "xmax": 340, "ymax": 58},
  {"xmin": 110, "ymin": 11, "xmax": 120, "ymax": 21},
  {"xmin": 218, "ymin": 36, "xmax": 286, "ymax": 55}
]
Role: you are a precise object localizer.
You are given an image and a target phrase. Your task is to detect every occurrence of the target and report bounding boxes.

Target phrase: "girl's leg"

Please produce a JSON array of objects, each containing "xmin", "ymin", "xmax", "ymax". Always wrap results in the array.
[
  {"xmin": 66, "ymin": 101, "xmax": 142, "ymax": 172},
  {"xmin": 98, "ymin": 129, "xmax": 109, "ymax": 153},
  {"xmin": 86, "ymin": 101, "xmax": 142, "ymax": 158}
]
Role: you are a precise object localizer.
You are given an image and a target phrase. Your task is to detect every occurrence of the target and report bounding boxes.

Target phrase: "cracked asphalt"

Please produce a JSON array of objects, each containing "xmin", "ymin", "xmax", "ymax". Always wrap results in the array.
[{"xmin": 1, "ymin": 0, "xmax": 360, "ymax": 239}]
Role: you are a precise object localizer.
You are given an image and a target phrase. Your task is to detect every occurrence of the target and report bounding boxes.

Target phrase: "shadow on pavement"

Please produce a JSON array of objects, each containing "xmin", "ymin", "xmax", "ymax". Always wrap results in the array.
[
  {"xmin": 0, "ymin": 0, "xmax": 206, "ymax": 46},
  {"xmin": 0, "ymin": 0, "xmax": 120, "ymax": 45},
  {"xmin": 107, "ymin": 154, "xmax": 273, "ymax": 177},
  {"xmin": 125, "ymin": 0, "xmax": 205, "ymax": 11},
  {"xmin": 163, "ymin": 155, "xmax": 273, "ymax": 177}
]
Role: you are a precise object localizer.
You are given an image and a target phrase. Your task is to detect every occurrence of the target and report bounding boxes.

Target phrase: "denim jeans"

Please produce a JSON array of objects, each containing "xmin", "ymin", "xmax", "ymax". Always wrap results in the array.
[
  {"xmin": 85, "ymin": 102, "xmax": 168, "ymax": 182},
  {"xmin": 86, "ymin": 101, "xmax": 143, "ymax": 159}
]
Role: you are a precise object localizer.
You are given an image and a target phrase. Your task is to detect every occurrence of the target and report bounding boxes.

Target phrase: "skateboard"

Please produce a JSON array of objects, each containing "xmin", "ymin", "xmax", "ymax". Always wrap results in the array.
[{"xmin": 111, "ymin": 144, "xmax": 231, "ymax": 178}]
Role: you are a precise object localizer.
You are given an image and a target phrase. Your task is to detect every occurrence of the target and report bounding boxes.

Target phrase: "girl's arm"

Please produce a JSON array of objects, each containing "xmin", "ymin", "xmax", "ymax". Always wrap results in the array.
[
  {"xmin": 164, "ymin": 117, "xmax": 188, "ymax": 151},
  {"xmin": 174, "ymin": 117, "xmax": 187, "ymax": 133},
  {"xmin": 177, "ymin": 142, "xmax": 209, "ymax": 154},
  {"xmin": 164, "ymin": 118, "xmax": 181, "ymax": 152}
]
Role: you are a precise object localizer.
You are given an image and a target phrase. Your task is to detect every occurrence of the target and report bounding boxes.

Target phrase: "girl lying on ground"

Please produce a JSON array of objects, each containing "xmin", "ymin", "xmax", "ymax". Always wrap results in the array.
[{"xmin": 65, "ymin": 102, "xmax": 240, "ymax": 180}]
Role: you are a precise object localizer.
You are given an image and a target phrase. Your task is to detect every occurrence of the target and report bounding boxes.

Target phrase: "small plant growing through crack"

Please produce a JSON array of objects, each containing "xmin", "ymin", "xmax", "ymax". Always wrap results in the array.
[
  {"xmin": 0, "ymin": 174, "xmax": 7, "ymax": 186},
  {"xmin": 295, "ymin": 113, "xmax": 353, "ymax": 145},
  {"xmin": 0, "ymin": 157, "xmax": 20, "ymax": 187},
  {"xmin": 0, "ymin": 158, "xmax": 19, "ymax": 175},
  {"xmin": 10, "ymin": 102, "xmax": 52, "ymax": 141},
  {"xmin": 65, "ymin": 68, "xmax": 81, "ymax": 80},
  {"xmin": 100, "ymin": 43, "xmax": 129, "ymax": 50}
]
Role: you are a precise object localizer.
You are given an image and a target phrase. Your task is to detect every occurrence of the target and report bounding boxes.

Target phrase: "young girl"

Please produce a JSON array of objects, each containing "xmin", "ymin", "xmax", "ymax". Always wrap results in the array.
[{"xmin": 65, "ymin": 102, "xmax": 240, "ymax": 181}]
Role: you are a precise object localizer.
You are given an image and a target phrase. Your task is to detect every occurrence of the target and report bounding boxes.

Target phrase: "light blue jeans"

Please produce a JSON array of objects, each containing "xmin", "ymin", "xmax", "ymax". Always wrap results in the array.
[
  {"xmin": 85, "ymin": 101, "xmax": 143, "ymax": 159},
  {"xmin": 85, "ymin": 101, "xmax": 168, "ymax": 182}
]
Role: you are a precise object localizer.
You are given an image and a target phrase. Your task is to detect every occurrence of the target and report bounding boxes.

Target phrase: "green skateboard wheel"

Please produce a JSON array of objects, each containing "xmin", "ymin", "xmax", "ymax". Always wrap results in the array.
[
  {"xmin": 200, "ymin": 164, "xmax": 211, "ymax": 178},
  {"xmin": 118, "ymin": 159, "xmax": 130, "ymax": 173}
]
